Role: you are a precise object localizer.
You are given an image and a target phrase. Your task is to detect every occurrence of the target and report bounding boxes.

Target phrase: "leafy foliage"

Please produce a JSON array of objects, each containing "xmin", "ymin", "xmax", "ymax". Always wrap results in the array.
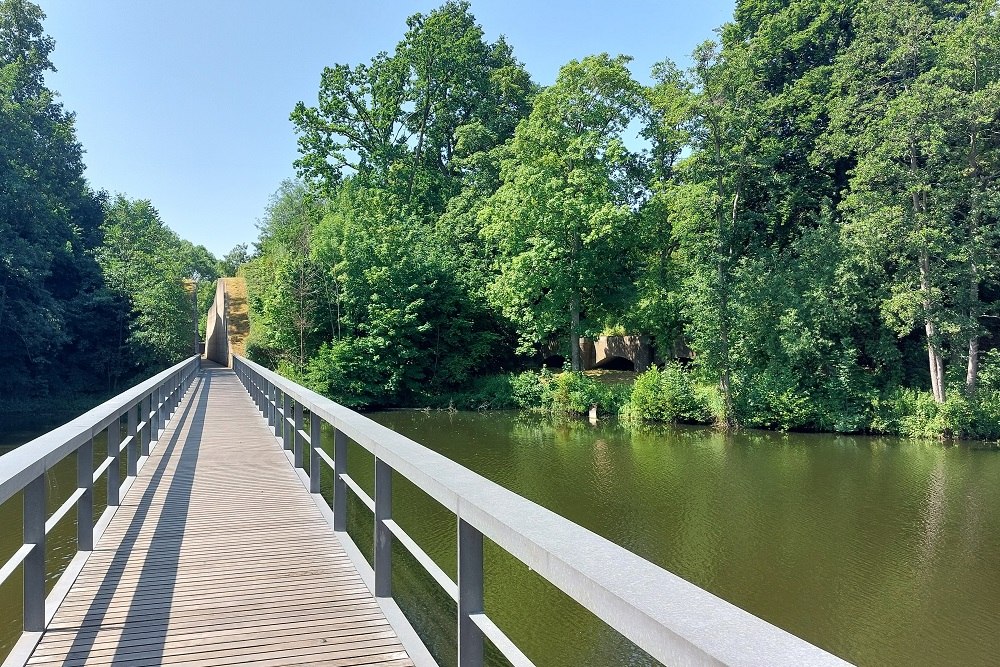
[
  {"xmin": 481, "ymin": 54, "xmax": 646, "ymax": 369},
  {"xmin": 0, "ymin": 1, "xmax": 214, "ymax": 403},
  {"xmin": 626, "ymin": 365, "xmax": 709, "ymax": 424},
  {"xmin": 96, "ymin": 196, "xmax": 199, "ymax": 386},
  {"xmin": 246, "ymin": 1, "xmax": 1000, "ymax": 440}
]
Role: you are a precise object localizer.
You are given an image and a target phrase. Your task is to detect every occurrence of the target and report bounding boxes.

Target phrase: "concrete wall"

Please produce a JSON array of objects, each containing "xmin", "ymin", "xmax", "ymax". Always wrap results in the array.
[
  {"xmin": 205, "ymin": 279, "xmax": 229, "ymax": 366},
  {"xmin": 580, "ymin": 335, "xmax": 653, "ymax": 372}
]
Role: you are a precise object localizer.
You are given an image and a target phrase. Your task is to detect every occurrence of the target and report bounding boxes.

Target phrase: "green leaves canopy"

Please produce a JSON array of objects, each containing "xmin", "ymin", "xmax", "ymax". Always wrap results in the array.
[{"xmin": 481, "ymin": 54, "xmax": 645, "ymax": 366}]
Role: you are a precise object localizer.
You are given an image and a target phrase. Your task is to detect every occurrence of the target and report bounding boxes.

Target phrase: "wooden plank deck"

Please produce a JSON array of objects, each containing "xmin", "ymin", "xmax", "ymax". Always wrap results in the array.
[{"xmin": 27, "ymin": 365, "xmax": 413, "ymax": 667}]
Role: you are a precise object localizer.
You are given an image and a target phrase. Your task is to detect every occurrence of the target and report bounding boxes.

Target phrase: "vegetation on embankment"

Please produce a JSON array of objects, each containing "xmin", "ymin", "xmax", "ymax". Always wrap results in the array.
[
  {"xmin": 234, "ymin": 1, "xmax": 1000, "ymax": 441},
  {"xmin": 413, "ymin": 358, "xmax": 1000, "ymax": 441}
]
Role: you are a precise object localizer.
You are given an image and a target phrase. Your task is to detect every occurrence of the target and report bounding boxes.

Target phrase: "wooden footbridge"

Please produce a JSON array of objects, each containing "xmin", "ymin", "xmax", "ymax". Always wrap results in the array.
[{"xmin": 0, "ymin": 355, "xmax": 850, "ymax": 667}]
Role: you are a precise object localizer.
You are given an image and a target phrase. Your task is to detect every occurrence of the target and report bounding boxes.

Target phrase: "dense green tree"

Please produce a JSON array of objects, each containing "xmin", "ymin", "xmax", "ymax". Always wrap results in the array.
[
  {"xmin": 0, "ymin": 0, "xmax": 111, "ymax": 395},
  {"xmin": 659, "ymin": 1, "xmax": 924, "ymax": 430},
  {"xmin": 627, "ymin": 60, "xmax": 692, "ymax": 357},
  {"xmin": 253, "ymin": 1, "xmax": 535, "ymax": 404},
  {"xmin": 938, "ymin": 2, "xmax": 1000, "ymax": 394},
  {"xmin": 97, "ymin": 196, "xmax": 193, "ymax": 386},
  {"xmin": 179, "ymin": 240, "xmax": 218, "ymax": 283},
  {"xmin": 830, "ymin": 0, "xmax": 999, "ymax": 403},
  {"xmin": 0, "ymin": 0, "xmax": 234, "ymax": 407},
  {"xmin": 290, "ymin": 0, "xmax": 532, "ymax": 214},
  {"xmin": 481, "ymin": 54, "xmax": 645, "ymax": 370},
  {"xmin": 219, "ymin": 243, "xmax": 250, "ymax": 277},
  {"xmin": 245, "ymin": 0, "xmax": 1000, "ymax": 437},
  {"xmin": 667, "ymin": 40, "xmax": 764, "ymax": 426},
  {"xmin": 243, "ymin": 180, "xmax": 327, "ymax": 369},
  {"xmin": 302, "ymin": 185, "xmax": 498, "ymax": 406}
]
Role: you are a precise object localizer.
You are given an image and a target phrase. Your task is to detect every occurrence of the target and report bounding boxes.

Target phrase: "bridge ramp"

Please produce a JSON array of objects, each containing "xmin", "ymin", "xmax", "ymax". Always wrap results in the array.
[{"xmin": 25, "ymin": 366, "xmax": 412, "ymax": 667}]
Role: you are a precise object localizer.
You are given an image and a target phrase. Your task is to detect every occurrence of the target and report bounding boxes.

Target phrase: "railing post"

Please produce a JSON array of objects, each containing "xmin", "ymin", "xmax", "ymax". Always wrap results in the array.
[
  {"xmin": 150, "ymin": 386, "xmax": 160, "ymax": 443},
  {"xmin": 23, "ymin": 474, "xmax": 46, "ymax": 632},
  {"xmin": 294, "ymin": 401, "xmax": 305, "ymax": 469},
  {"xmin": 165, "ymin": 380, "xmax": 171, "ymax": 418},
  {"xmin": 263, "ymin": 379, "xmax": 270, "ymax": 423},
  {"xmin": 254, "ymin": 371, "xmax": 262, "ymax": 410},
  {"xmin": 333, "ymin": 428, "xmax": 348, "ymax": 532},
  {"xmin": 77, "ymin": 437, "xmax": 94, "ymax": 551},
  {"xmin": 267, "ymin": 382, "xmax": 276, "ymax": 429},
  {"xmin": 283, "ymin": 393, "xmax": 293, "ymax": 451},
  {"xmin": 107, "ymin": 419, "xmax": 120, "ymax": 507},
  {"xmin": 140, "ymin": 393, "xmax": 151, "ymax": 457},
  {"xmin": 309, "ymin": 411, "xmax": 321, "ymax": 494},
  {"xmin": 158, "ymin": 383, "xmax": 166, "ymax": 431},
  {"xmin": 275, "ymin": 389, "xmax": 284, "ymax": 442},
  {"xmin": 458, "ymin": 518, "xmax": 485, "ymax": 667},
  {"xmin": 374, "ymin": 458, "xmax": 393, "ymax": 598},
  {"xmin": 172, "ymin": 372, "xmax": 179, "ymax": 413},
  {"xmin": 127, "ymin": 403, "xmax": 138, "ymax": 478}
]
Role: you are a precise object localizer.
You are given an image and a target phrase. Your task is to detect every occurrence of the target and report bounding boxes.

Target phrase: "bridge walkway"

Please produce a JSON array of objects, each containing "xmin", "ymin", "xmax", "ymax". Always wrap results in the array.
[{"xmin": 25, "ymin": 365, "xmax": 413, "ymax": 667}]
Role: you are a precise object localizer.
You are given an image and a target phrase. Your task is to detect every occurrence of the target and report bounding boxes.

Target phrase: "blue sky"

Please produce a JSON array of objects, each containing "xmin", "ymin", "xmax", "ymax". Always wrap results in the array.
[{"xmin": 41, "ymin": 1, "xmax": 735, "ymax": 257}]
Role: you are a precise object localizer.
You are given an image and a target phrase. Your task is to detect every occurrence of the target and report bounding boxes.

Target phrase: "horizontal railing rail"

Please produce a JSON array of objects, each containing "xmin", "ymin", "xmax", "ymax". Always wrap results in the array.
[
  {"xmin": 0, "ymin": 356, "xmax": 200, "ymax": 663},
  {"xmin": 233, "ymin": 354, "xmax": 850, "ymax": 667}
]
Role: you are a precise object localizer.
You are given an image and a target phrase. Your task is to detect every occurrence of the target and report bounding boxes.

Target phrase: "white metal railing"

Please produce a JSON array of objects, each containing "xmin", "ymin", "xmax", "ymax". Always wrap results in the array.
[
  {"xmin": 232, "ymin": 354, "xmax": 851, "ymax": 667},
  {"xmin": 0, "ymin": 356, "xmax": 200, "ymax": 665}
]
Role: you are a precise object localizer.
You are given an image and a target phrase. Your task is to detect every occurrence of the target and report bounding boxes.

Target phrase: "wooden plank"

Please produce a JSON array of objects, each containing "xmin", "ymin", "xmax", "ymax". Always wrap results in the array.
[
  {"xmin": 31, "ymin": 613, "xmax": 391, "ymax": 653},
  {"xmin": 58, "ymin": 566, "xmax": 365, "ymax": 599},
  {"xmin": 48, "ymin": 588, "xmax": 379, "ymax": 624},
  {"xmin": 28, "ymin": 629, "xmax": 401, "ymax": 665},
  {"xmin": 39, "ymin": 608, "xmax": 391, "ymax": 648},
  {"xmin": 28, "ymin": 366, "xmax": 413, "ymax": 667}
]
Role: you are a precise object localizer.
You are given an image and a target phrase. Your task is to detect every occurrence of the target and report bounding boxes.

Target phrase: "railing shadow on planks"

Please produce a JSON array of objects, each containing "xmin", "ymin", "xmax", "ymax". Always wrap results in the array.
[
  {"xmin": 0, "ymin": 356, "xmax": 200, "ymax": 665},
  {"xmin": 232, "ymin": 354, "xmax": 852, "ymax": 667}
]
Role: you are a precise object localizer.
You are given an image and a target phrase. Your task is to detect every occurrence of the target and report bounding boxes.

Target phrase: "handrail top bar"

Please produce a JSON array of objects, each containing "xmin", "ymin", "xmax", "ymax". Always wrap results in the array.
[
  {"xmin": 0, "ymin": 356, "xmax": 199, "ymax": 506},
  {"xmin": 234, "ymin": 354, "xmax": 849, "ymax": 667}
]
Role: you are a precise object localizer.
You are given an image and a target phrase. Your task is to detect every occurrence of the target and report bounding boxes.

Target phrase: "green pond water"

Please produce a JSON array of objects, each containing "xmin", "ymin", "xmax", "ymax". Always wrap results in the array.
[{"xmin": 2, "ymin": 410, "xmax": 1000, "ymax": 666}]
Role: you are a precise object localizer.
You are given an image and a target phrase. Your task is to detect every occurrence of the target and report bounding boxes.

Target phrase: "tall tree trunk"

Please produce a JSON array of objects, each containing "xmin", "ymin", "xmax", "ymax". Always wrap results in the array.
[
  {"xmin": 967, "ymin": 326, "xmax": 979, "ymax": 394},
  {"xmin": 406, "ymin": 54, "xmax": 436, "ymax": 204},
  {"xmin": 570, "ymin": 292, "xmax": 581, "ymax": 371},
  {"xmin": 713, "ymin": 132, "xmax": 737, "ymax": 428},
  {"xmin": 919, "ymin": 249, "xmax": 946, "ymax": 403},
  {"xmin": 911, "ymin": 137, "xmax": 945, "ymax": 403},
  {"xmin": 718, "ymin": 281, "xmax": 736, "ymax": 429},
  {"xmin": 966, "ymin": 102, "xmax": 981, "ymax": 395},
  {"xmin": 568, "ymin": 209, "xmax": 582, "ymax": 372},
  {"xmin": 966, "ymin": 238, "xmax": 980, "ymax": 395}
]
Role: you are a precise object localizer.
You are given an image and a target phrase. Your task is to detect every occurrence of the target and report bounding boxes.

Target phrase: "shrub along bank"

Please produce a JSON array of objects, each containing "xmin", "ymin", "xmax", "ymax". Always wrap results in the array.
[{"xmin": 429, "ymin": 357, "xmax": 1000, "ymax": 442}]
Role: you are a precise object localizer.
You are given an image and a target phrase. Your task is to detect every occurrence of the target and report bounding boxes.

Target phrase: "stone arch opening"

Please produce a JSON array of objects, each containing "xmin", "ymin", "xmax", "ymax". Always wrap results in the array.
[
  {"xmin": 594, "ymin": 355, "xmax": 635, "ymax": 371},
  {"xmin": 542, "ymin": 354, "xmax": 566, "ymax": 369}
]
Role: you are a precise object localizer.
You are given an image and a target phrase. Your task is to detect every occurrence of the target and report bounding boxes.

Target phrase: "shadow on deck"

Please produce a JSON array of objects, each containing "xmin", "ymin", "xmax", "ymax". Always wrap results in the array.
[{"xmin": 26, "ymin": 367, "xmax": 412, "ymax": 667}]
